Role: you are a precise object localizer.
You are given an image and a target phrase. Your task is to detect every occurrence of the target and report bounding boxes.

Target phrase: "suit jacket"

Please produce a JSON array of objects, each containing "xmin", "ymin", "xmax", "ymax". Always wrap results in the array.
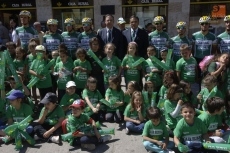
[
  {"xmin": 97, "ymin": 27, "xmax": 124, "ymax": 59},
  {"xmin": 122, "ymin": 28, "xmax": 149, "ymax": 58}
]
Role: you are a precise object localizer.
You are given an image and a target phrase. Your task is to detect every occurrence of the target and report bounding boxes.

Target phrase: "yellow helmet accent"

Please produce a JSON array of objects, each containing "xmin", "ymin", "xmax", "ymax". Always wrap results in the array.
[
  {"xmin": 176, "ymin": 21, "xmax": 186, "ymax": 28},
  {"xmin": 64, "ymin": 18, "xmax": 75, "ymax": 25},
  {"xmin": 47, "ymin": 19, "xmax": 58, "ymax": 25},
  {"xmin": 224, "ymin": 15, "xmax": 230, "ymax": 21},
  {"xmin": 199, "ymin": 16, "xmax": 211, "ymax": 23},
  {"xmin": 19, "ymin": 10, "xmax": 31, "ymax": 19},
  {"xmin": 153, "ymin": 16, "xmax": 164, "ymax": 23},
  {"xmin": 82, "ymin": 17, "xmax": 92, "ymax": 23}
]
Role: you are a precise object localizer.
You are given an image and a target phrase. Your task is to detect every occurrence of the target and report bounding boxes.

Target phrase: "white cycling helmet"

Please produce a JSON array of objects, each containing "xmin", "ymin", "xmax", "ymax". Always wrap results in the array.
[
  {"xmin": 199, "ymin": 16, "xmax": 211, "ymax": 23},
  {"xmin": 47, "ymin": 19, "xmax": 58, "ymax": 25}
]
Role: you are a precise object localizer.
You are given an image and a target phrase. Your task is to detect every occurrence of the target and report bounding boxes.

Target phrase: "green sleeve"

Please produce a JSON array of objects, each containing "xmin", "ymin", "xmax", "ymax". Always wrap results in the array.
[
  {"xmin": 173, "ymin": 119, "xmax": 183, "ymax": 138},
  {"xmin": 105, "ymin": 88, "xmax": 111, "ymax": 97},
  {"xmin": 82, "ymin": 89, "xmax": 88, "ymax": 99},
  {"xmin": 124, "ymin": 104, "xmax": 131, "ymax": 117},
  {"xmin": 57, "ymin": 106, "xmax": 65, "ymax": 118},
  {"xmin": 164, "ymin": 100, "xmax": 174, "ymax": 114},
  {"xmin": 198, "ymin": 113, "xmax": 209, "ymax": 128},
  {"xmin": 175, "ymin": 59, "xmax": 182, "ymax": 71},
  {"xmin": 142, "ymin": 120, "xmax": 150, "ymax": 136},
  {"xmin": 97, "ymin": 90, "xmax": 103, "ymax": 100},
  {"xmin": 39, "ymin": 107, "xmax": 45, "ymax": 119},
  {"xmin": 60, "ymin": 94, "xmax": 68, "ymax": 107},
  {"xmin": 6, "ymin": 106, "xmax": 13, "ymax": 119},
  {"xmin": 208, "ymin": 62, "xmax": 216, "ymax": 73},
  {"xmin": 121, "ymin": 56, "xmax": 128, "ymax": 67}
]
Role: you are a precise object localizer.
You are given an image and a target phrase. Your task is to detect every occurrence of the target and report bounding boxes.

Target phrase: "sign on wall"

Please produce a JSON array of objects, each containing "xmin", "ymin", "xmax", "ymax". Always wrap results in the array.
[
  {"xmin": 52, "ymin": 0, "xmax": 93, "ymax": 7},
  {"xmin": 211, "ymin": 5, "xmax": 226, "ymax": 18},
  {"xmin": 0, "ymin": 0, "xmax": 36, "ymax": 9},
  {"xmin": 123, "ymin": 0, "xmax": 168, "ymax": 5}
]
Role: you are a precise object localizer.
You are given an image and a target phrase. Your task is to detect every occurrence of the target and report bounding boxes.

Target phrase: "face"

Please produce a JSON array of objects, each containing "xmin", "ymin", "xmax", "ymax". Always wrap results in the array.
[
  {"xmin": 219, "ymin": 54, "xmax": 229, "ymax": 64},
  {"xmin": 225, "ymin": 21, "xmax": 230, "ymax": 31},
  {"xmin": 130, "ymin": 17, "xmax": 139, "ymax": 30},
  {"xmin": 165, "ymin": 77, "xmax": 174, "ymax": 86},
  {"xmin": 151, "ymin": 118, "xmax": 160, "ymax": 126},
  {"xmin": 127, "ymin": 83, "xmax": 134, "ymax": 94},
  {"xmin": 146, "ymin": 24, "xmax": 153, "ymax": 32},
  {"xmin": 10, "ymin": 20, "xmax": 16, "ymax": 28},
  {"xmin": 133, "ymin": 95, "xmax": 142, "ymax": 107},
  {"xmin": 59, "ymin": 53, "xmax": 68, "ymax": 62},
  {"xmin": 118, "ymin": 23, "xmax": 125, "ymax": 30},
  {"xmin": 105, "ymin": 44, "xmax": 114, "ymax": 55},
  {"xmin": 146, "ymin": 83, "xmax": 154, "ymax": 93},
  {"xmin": 181, "ymin": 49, "xmax": 190, "ymax": 59},
  {"xmin": 203, "ymin": 81, "xmax": 216, "ymax": 90},
  {"xmin": 66, "ymin": 25, "xmax": 73, "ymax": 32},
  {"xmin": 9, "ymin": 99, "xmax": 20, "ymax": 107},
  {"xmin": 90, "ymin": 41, "xmax": 99, "ymax": 52},
  {"xmin": 34, "ymin": 24, "xmax": 41, "ymax": 32},
  {"xmin": 160, "ymin": 52, "xmax": 167, "ymax": 60},
  {"xmin": 9, "ymin": 80, "xmax": 16, "ymax": 89},
  {"xmin": 154, "ymin": 22, "xmax": 163, "ymax": 31},
  {"xmin": 71, "ymin": 107, "xmax": 83, "ymax": 117},
  {"xmin": 49, "ymin": 24, "xmax": 57, "ymax": 33},
  {"xmin": 66, "ymin": 86, "xmax": 76, "ymax": 95},
  {"xmin": 105, "ymin": 16, "xmax": 114, "ymax": 28},
  {"xmin": 36, "ymin": 50, "xmax": 46, "ymax": 58},
  {"xmin": 184, "ymin": 84, "xmax": 191, "ymax": 94},
  {"xmin": 216, "ymin": 106, "xmax": 225, "ymax": 115},
  {"xmin": 181, "ymin": 107, "xmax": 195, "ymax": 123},
  {"xmin": 29, "ymin": 44, "xmax": 36, "ymax": 53},
  {"xmin": 52, "ymin": 52, "xmax": 59, "ymax": 59},
  {"xmin": 177, "ymin": 27, "xmax": 186, "ymax": 36},
  {"xmin": 20, "ymin": 15, "xmax": 29, "ymax": 25},
  {"xmin": 7, "ymin": 45, "xmax": 16, "ymax": 55},
  {"xmin": 128, "ymin": 44, "xmax": 136, "ymax": 55},
  {"xmin": 147, "ymin": 50, "xmax": 156, "ymax": 57},
  {"xmin": 109, "ymin": 81, "xmax": 117, "ymax": 90},
  {"xmin": 77, "ymin": 53, "xmax": 85, "ymax": 61},
  {"xmin": 44, "ymin": 102, "xmax": 56, "ymax": 111},
  {"xmin": 88, "ymin": 82, "xmax": 96, "ymax": 91},
  {"xmin": 173, "ymin": 92, "xmax": 182, "ymax": 101},
  {"xmin": 200, "ymin": 22, "xmax": 210, "ymax": 31},
  {"xmin": 15, "ymin": 50, "xmax": 24, "ymax": 59},
  {"xmin": 82, "ymin": 23, "xmax": 91, "ymax": 32}
]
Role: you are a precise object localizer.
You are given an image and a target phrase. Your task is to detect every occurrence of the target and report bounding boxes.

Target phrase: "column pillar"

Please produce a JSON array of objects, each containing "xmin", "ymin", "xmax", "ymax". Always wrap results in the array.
[{"xmin": 35, "ymin": 0, "xmax": 53, "ymax": 22}]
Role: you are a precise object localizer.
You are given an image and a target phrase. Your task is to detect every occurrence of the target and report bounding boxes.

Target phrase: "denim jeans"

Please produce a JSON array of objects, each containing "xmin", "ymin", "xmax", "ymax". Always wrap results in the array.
[
  {"xmin": 143, "ymin": 140, "xmax": 175, "ymax": 153},
  {"xmin": 126, "ymin": 121, "xmax": 144, "ymax": 133}
]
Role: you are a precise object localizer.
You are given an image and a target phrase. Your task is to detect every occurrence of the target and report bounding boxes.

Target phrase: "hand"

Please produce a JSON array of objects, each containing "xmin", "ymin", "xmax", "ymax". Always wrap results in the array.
[
  {"xmin": 43, "ymin": 131, "xmax": 52, "ymax": 138},
  {"xmin": 178, "ymin": 100, "xmax": 183, "ymax": 106},
  {"xmin": 114, "ymin": 102, "xmax": 121, "ymax": 107},
  {"xmin": 145, "ymin": 74, "xmax": 150, "ymax": 77},
  {"xmin": 156, "ymin": 141, "xmax": 163, "ymax": 147},
  {"xmin": 197, "ymin": 94, "xmax": 202, "ymax": 100},
  {"xmin": 135, "ymin": 120, "xmax": 141, "ymax": 124},
  {"xmin": 151, "ymin": 69, "xmax": 158, "ymax": 73},
  {"xmin": 161, "ymin": 143, "xmax": 167, "ymax": 149},
  {"xmin": 136, "ymin": 105, "xmax": 142, "ymax": 113},
  {"xmin": 126, "ymin": 65, "xmax": 130, "ymax": 69},
  {"xmin": 76, "ymin": 132, "xmax": 84, "ymax": 137},
  {"xmin": 215, "ymin": 129, "xmax": 223, "ymax": 137},
  {"xmin": 219, "ymin": 63, "xmax": 226, "ymax": 70},
  {"xmin": 92, "ymin": 107, "xmax": 98, "ymax": 113}
]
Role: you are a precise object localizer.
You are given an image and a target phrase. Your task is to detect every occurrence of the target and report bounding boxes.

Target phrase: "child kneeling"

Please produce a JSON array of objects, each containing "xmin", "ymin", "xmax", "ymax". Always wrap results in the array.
[{"xmin": 143, "ymin": 106, "xmax": 175, "ymax": 153}]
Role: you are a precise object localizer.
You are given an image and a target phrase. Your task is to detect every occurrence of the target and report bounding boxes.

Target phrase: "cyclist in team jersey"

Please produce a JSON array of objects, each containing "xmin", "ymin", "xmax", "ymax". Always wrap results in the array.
[
  {"xmin": 217, "ymin": 15, "xmax": 230, "ymax": 54},
  {"xmin": 43, "ymin": 19, "xmax": 63, "ymax": 56},
  {"xmin": 192, "ymin": 16, "xmax": 217, "ymax": 64},
  {"xmin": 15, "ymin": 10, "xmax": 38, "ymax": 51},
  {"xmin": 78, "ymin": 18, "xmax": 97, "ymax": 51},
  {"xmin": 169, "ymin": 21, "xmax": 191, "ymax": 62},
  {"xmin": 61, "ymin": 18, "xmax": 80, "ymax": 59},
  {"xmin": 148, "ymin": 16, "xmax": 169, "ymax": 58}
]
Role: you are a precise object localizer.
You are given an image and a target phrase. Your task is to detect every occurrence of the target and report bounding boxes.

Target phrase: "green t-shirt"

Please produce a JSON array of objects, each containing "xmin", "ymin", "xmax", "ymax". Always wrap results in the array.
[
  {"xmin": 144, "ymin": 58, "xmax": 162, "ymax": 87},
  {"xmin": 174, "ymin": 117, "xmax": 208, "ymax": 144},
  {"xmin": 149, "ymin": 30, "xmax": 169, "ymax": 58},
  {"xmin": 105, "ymin": 88, "xmax": 124, "ymax": 111},
  {"xmin": 142, "ymin": 120, "xmax": 169, "ymax": 141},
  {"xmin": 26, "ymin": 54, "xmax": 37, "ymax": 78},
  {"xmin": 39, "ymin": 105, "xmax": 65, "ymax": 125},
  {"xmin": 192, "ymin": 31, "xmax": 217, "ymax": 59},
  {"xmin": 43, "ymin": 33, "xmax": 63, "ymax": 53},
  {"xmin": 54, "ymin": 61, "xmax": 74, "ymax": 90},
  {"xmin": 102, "ymin": 56, "xmax": 121, "ymax": 83},
  {"xmin": 78, "ymin": 31, "xmax": 97, "ymax": 51},
  {"xmin": 176, "ymin": 57, "xmax": 197, "ymax": 83},
  {"xmin": 6, "ymin": 103, "xmax": 33, "ymax": 122},
  {"xmin": 61, "ymin": 31, "xmax": 80, "ymax": 57},
  {"xmin": 198, "ymin": 112, "xmax": 221, "ymax": 132},
  {"xmin": 121, "ymin": 55, "xmax": 142, "ymax": 83},
  {"xmin": 73, "ymin": 59, "xmax": 92, "ymax": 89},
  {"xmin": 30, "ymin": 59, "xmax": 52, "ymax": 88},
  {"xmin": 15, "ymin": 26, "xmax": 38, "ymax": 51},
  {"xmin": 13, "ymin": 59, "xmax": 28, "ymax": 74},
  {"xmin": 60, "ymin": 93, "xmax": 80, "ymax": 107},
  {"xmin": 66, "ymin": 113, "xmax": 90, "ymax": 132},
  {"xmin": 169, "ymin": 35, "xmax": 191, "ymax": 62},
  {"xmin": 82, "ymin": 89, "xmax": 103, "ymax": 106},
  {"xmin": 123, "ymin": 104, "xmax": 146, "ymax": 119},
  {"xmin": 164, "ymin": 99, "xmax": 182, "ymax": 129},
  {"xmin": 217, "ymin": 31, "xmax": 230, "ymax": 54}
]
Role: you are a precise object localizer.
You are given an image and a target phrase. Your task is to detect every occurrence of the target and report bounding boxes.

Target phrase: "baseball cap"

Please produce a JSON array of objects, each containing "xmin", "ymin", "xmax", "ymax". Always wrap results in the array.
[
  {"xmin": 40, "ymin": 92, "xmax": 58, "ymax": 104},
  {"xmin": 117, "ymin": 17, "xmax": 126, "ymax": 24},
  {"xmin": 69, "ymin": 99, "xmax": 85, "ymax": 108},
  {"xmin": 66, "ymin": 81, "xmax": 76, "ymax": 88},
  {"xmin": 35, "ymin": 45, "xmax": 46, "ymax": 52},
  {"xmin": 6, "ymin": 90, "xmax": 24, "ymax": 100}
]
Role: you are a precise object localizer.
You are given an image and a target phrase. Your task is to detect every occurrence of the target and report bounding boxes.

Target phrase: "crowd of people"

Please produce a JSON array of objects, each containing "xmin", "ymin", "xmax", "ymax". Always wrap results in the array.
[{"xmin": 0, "ymin": 9, "xmax": 230, "ymax": 153}]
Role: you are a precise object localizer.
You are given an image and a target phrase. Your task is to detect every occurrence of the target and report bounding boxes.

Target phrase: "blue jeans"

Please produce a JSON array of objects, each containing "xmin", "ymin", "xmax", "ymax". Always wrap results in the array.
[
  {"xmin": 143, "ymin": 140, "xmax": 175, "ymax": 153},
  {"xmin": 126, "ymin": 121, "xmax": 144, "ymax": 133}
]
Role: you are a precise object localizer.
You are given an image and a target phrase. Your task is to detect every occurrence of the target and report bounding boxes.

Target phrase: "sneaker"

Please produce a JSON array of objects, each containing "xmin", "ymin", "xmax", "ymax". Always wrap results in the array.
[
  {"xmin": 125, "ymin": 127, "xmax": 129, "ymax": 134},
  {"xmin": 81, "ymin": 144, "xmax": 96, "ymax": 150},
  {"xmin": 51, "ymin": 136, "xmax": 61, "ymax": 144},
  {"xmin": 101, "ymin": 135, "xmax": 112, "ymax": 143}
]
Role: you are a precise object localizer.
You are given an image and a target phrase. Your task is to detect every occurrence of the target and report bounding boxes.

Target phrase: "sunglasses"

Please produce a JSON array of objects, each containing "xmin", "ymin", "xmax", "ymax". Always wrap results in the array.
[
  {"xmin": 155, "ymin": 22, "xmax": 163, "ymax": 25},
  {"xmin": 177, "ymin": 27, "xmax": 185, "ymax": 30},
  {"xmin": 82, "ymin": 23, "xmax": 90, "ymax": 27},
  {"xmin": 201, "ymin": 22, "xmax": 209, "ymax": 26}
]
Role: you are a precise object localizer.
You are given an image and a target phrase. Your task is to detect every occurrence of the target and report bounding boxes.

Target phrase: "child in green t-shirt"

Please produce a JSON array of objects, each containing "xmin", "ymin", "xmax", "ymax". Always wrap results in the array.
[
  {"xmin": 60, "ymin": 81, "xmax": 80, "ymax": 115},
  {"xmin": 160, "ymin": 47, "xmax": 175, "ymax": 71},
  {"xmin": 124, "ymin": 91, "xmax": 146, "ymax": 134},
  {"xmin": 33, "ymin": 92, "xmax": 64, "ymax": 144},
  {"xmin": 142, "ymin": 81, "xmax": 157, "ymax": 108},
  {"xmin": 143, "ymin": 107, "xmax": 175, "ymax": 153},
  {"xmin": 102, "ymin": 43, "xmax": 122, "ymax": 89},
  {"xmin": 174, "ymin": 103, "xmax": 212, "ymax": 153},
  {"xmin": 65, "ymin": 99, "xmax": 112, "ymax": 150},
  {"xmin": 105, "ymin": 76, "xmax": 124, "ymax": 123},
  {"xmin": 82, "ymin": 77, "xmax": 104, "ymax": 122},
  {"xmin": 164, "ymin": 84, "xmax": 184, "ymax": 131},
  {"xmin": 198, "ymin": 97, "xmax": 230, "ymax": 143},
  {"xmin": 73, "ymin": 48, "xmax": 91, "ymax": 96}
]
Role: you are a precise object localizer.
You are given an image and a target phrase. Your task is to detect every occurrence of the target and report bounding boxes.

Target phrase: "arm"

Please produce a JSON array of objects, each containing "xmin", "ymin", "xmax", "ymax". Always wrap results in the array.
[
  {"xmin": 176, "ymin": 71, "xmax": 181, "ymax": 81},
  {"xmin": 142, "ymin": 135, "xmax": 162, "ymax": 146},
  {"xmin": 124, "ymin": 116, "xmax": 140, "ymax": 124},
  {"xmin": 84, "ymin": 96, "xmax": 98, "ymax": 113},
  {"xmin": 46, "ymin": 117, "xmax": 64, "ymax": 134},
  {"xmin": 170, "ymin": 100, "xmax": 183, "ymax": 118},
  {"xmin": 37, "ymin": 108, "xmax": 49, "ymax": 124},
  {"xmin": 174, "ymin": 136, "xmax": 181, "ymax": 147}
]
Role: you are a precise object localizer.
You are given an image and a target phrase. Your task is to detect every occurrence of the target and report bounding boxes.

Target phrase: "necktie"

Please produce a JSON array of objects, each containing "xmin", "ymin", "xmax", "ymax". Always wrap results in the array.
[
  {"xmin": 108, "ymin": 30, "xmax": 112, "ymax": 42},
  {"xmin": 132, "ymin": 30, "xmax": 136, "ymax": 41}
]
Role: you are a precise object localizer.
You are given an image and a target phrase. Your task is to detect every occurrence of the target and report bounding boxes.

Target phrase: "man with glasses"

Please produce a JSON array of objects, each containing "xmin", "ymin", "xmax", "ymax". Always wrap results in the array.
[
  {"xmin": 169, "ymin": 21, "xmax": 191, "ymax": 62},
  {"xmin": 61, "ymin": 18, "xmax": 79, "ymax": 59},
  {"xmin": 78, "ymin": 17, "xmax": 96, "ymax": 51},
  {"xmin": 149, "ymin": 16, "xmax": 169, "ymax": 59},
  {"xmin": 15, "ymin": 10, "xmax": 38, "ymax": 51},
  {"xmin": 217, "ymin": 15, "xmax": 230, "ymax": 54}
]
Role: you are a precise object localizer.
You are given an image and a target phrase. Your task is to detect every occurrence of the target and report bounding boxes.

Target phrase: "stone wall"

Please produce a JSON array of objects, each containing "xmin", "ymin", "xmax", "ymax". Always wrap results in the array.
[{"xmin": 36, "ymin": 0, "xmax": 53, "ymax": 22}]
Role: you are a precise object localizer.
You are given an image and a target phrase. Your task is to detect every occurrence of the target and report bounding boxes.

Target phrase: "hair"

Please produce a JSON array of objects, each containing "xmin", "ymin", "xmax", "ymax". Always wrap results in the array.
[
  {"xmin": 28, "ymin": 41, "xmax": 37, "ymax": 52},
  {"xmin": 130, "ymin": 91, "xmax": 144, "ymax": 112},
  {"xmin": 145, "ymin": 23, "xmax": 153, "ymax": 28},
  {"xmin": 29, "ymin": 38, "xmax": 40, "ymax": 45},
  {"xmin": 167, "ymin": 83, "xmax": 183, "ymax": 101},
  {"xmin": 104, "ymin": 43, "xmax": 116, "ymax": 52},
  {"xmin": 163, "ymin": 70, "xmax": 179, "ymax": 88},
  {"xmin": 146, "ymin": 106, "xmax": 161, "ymax": 119},
  {"xmin": 6, "ymin": 42, "xmax": 16, "ymax": 48},
  {"xmin": 108, "ymin": 75, "xmax": 121, "ymax": 91},
  {"xmin": 15, "ymin": 47, "xmax": 26, "ymax": 60},
  {"xmin": 58, "ymin": 43, "xmax": 68, "ymax": 51},
  {"xmin": 181, "ymin": 102, "xmax": 195, "ymax": 112},
  {"xmin": 86, "ymin": 77, "xmax": 97, "ymax": 90},
  {"xmin": 202, "ymin": 74, "xmax": 217, "ymax": 84},
  {"xmin": 105, "ymin": 14, "xmax": 114, "ymax": 20},
  {"xmin": 127, "ymin": 42, "xmax": 138, "ymax": 55},
  {"xmin": 76, "ymin": 48, "xmax": 87, "ymax": 56},
  {"xmin": 89, "ymin": 37, "xmax": 100, "ymax": 48},
  {"xmin": 59, "ymin": 48, "xmax": 69, "ymax": 56},
  {"xmin": 206, "ymin": 97, "xmax": 225, "ymax": 114},
  {"xmin": 52, "ymin": 50, "xmax": 59, "ymax": 54},
  {"xmin": 129, "ymin": 15, "xmax": 139, "ymax": 21},
  {"xmin": 127, "ymin": 81, "xmax": 141, "ymax": 92},
  {"xmin": 180, "ymin": 44, "xmax": 191, "ymax": 51},
  {"xmin": 179, "ymin": 80, "xmax": 193, "ymax": 102},
  {"xmin": 10, "ymin": 18, "xmax": 18, "ymax": 29},
  {"xmin": 143, "ymin": 81, "xmax": 154, "ymax": 91},
  {"xmin": 147, "ymin": 45, "xmax": 156, "ymax": 53}
]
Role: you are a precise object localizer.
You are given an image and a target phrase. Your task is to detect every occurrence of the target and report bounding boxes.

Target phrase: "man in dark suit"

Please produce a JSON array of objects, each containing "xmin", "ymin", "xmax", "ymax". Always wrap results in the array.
[
  {"xmin": 97, "ymin": 14, "xmax": 124, "ymax": 60},
  {"xmin": 122, "ymin": 15, "xmax": 149, "ymax": 58}
]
